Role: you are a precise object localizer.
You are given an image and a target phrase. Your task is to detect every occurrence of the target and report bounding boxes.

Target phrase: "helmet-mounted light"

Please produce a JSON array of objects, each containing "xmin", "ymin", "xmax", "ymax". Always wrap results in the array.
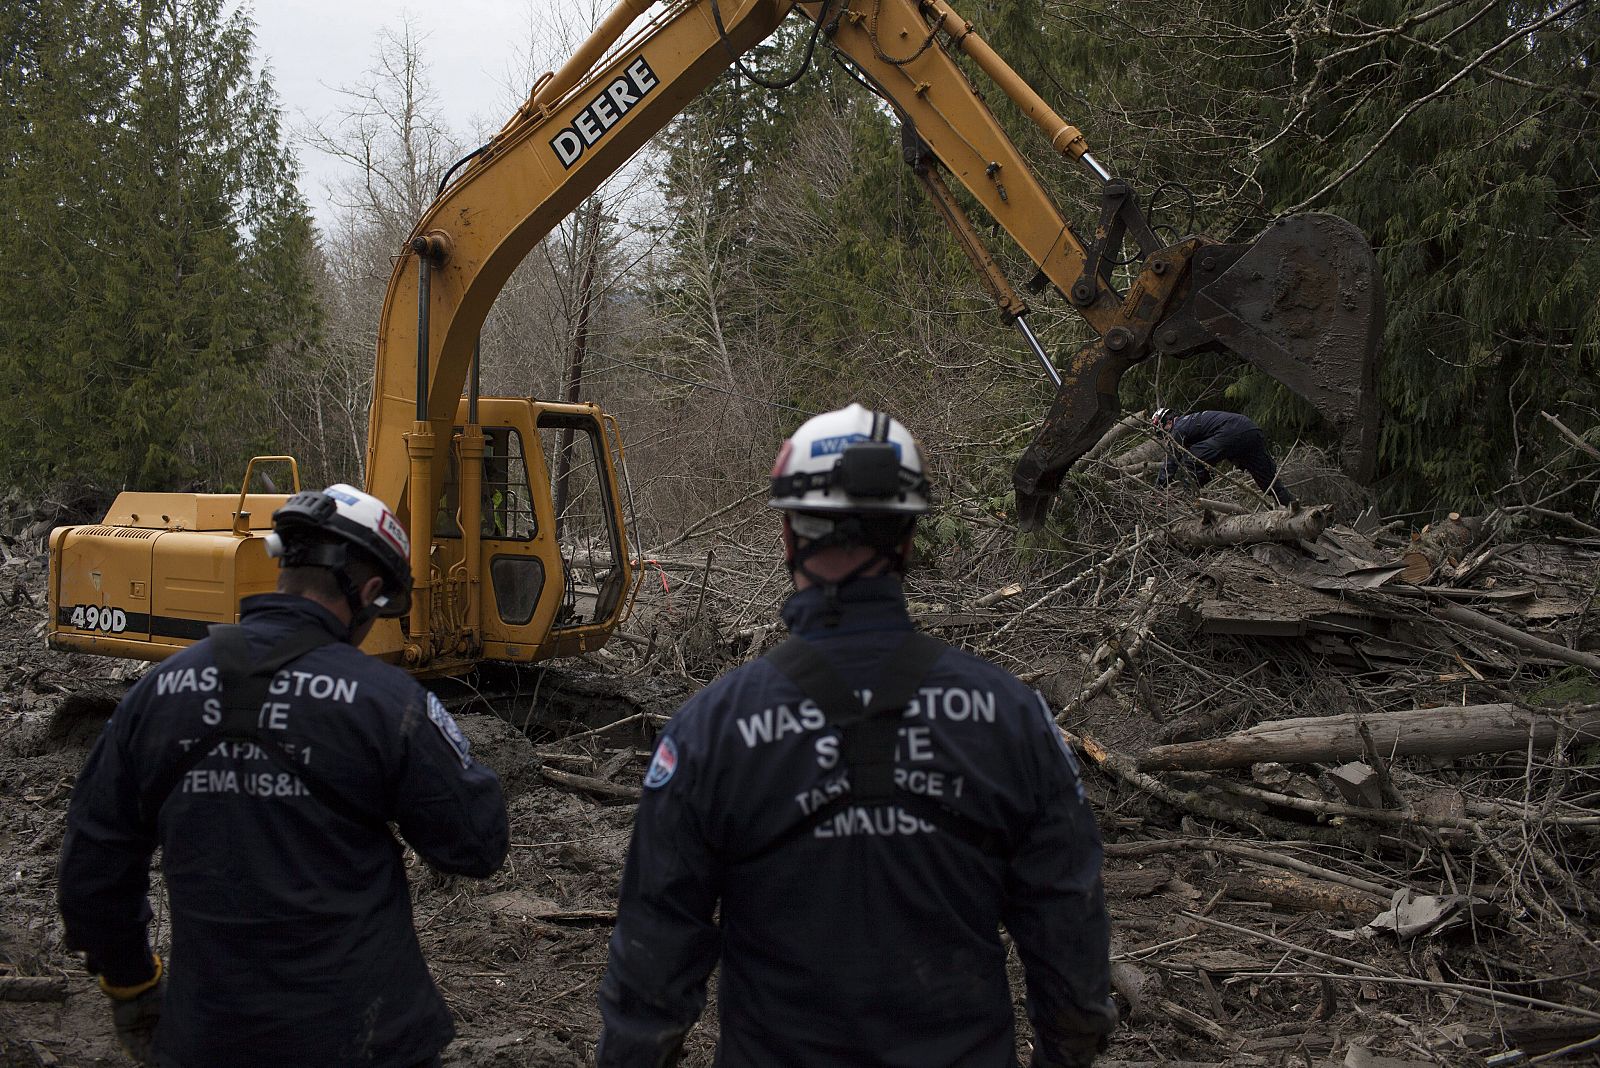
[{"xmin": 835, "ymin": 441, "xmax": 902, "ymax": 499}]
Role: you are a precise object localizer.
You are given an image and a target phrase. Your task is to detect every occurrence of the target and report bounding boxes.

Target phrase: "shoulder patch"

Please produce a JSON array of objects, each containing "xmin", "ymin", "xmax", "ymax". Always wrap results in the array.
[
  {"xmin": 426, "ymin": 692, "xmax": 473, "ymax": 768},
  {"xmin": 643, "ymin": 735, "xmax": 678, "ymax": 789}
]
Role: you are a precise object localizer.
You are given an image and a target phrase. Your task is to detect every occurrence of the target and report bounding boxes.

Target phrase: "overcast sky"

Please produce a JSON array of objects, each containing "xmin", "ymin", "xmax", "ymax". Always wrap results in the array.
[{"xmin": 247, "ymin": 0, "xmax": 586, "ymax": 228}]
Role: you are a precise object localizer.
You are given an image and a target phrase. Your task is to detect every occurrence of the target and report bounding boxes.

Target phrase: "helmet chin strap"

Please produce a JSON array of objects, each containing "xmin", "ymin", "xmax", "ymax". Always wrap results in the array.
[
  {"xmin": 331, "ymin": 569, "xmax": 382, "ymax": 640},
  {"xmin": 787, "ymin": 530, "xmax": 908, "ymax": 625},
  {"xmin": 279, "ymin": 538, "xmax": 379, "ymax": 641}
]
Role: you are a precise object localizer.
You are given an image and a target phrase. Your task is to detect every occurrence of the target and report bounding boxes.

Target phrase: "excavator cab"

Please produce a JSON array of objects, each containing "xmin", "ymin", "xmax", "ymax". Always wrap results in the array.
[{"xmin": 421, "ymin": 399, "xmax": 635, "ymax": 668}]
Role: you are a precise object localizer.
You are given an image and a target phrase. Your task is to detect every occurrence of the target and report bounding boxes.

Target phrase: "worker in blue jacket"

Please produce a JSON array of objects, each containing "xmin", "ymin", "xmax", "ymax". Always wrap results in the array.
[
  {"xmin": 1152, "ymin": 407, "xmax": 1296, "ymax": 504},
  {"xmin": 58, "ymin": 485, "xmax": 509, "ymax": 1067},
  {"xmin": 598, "ymin": 404, "xmax": 1115, "ymax": 1067}
]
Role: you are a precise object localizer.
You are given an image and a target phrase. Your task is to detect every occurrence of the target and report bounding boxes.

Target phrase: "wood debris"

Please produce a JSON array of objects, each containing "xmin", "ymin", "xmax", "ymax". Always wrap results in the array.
[{"xmin": 4, "ymin": 449, "xmax": 1597, "ymax": 1065}]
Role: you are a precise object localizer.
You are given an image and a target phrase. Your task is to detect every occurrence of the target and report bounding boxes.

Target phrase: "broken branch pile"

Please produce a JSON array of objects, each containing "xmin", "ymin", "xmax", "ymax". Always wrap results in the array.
[{"xmin": 572, "ymin": 443, "xmax": 1599, "ymax": 1063}]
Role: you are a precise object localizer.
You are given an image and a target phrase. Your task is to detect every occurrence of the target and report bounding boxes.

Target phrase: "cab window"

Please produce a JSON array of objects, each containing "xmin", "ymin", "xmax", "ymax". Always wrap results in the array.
[
  {"xmin": 434, "ymin": 427, "xmax": 538, "ymax": 541},
  {"xmin": 538, "ymin": 413, "xmax": 626, "ymax": 630}
]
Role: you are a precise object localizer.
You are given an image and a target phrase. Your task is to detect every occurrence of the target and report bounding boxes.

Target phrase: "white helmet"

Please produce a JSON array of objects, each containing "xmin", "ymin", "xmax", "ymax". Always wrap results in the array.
[
  {"xmin": 1152, "ymin": 406, "xmax": 1178, "ymax": 428},
  {"xmin": 266, "ymin": 483, "xmax": 412, "ymax": 620},
  {"xmin": 768, "ymin": 404, "xmax": 931, "ymax": 523}
]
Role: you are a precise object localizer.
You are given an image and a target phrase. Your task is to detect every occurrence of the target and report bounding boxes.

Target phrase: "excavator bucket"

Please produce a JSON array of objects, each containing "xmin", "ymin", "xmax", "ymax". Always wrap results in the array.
[
  {"xmin": 1191, "ymin": 212, "xmax": 1383, "ymax": 483},
  {"xmin": 1013, "ymin": 212, "xmax": 1382, "ymax": 529}
]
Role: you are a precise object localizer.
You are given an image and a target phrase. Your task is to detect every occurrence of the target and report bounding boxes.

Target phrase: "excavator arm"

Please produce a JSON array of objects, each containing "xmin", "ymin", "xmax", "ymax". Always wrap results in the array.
[
  {"xmin": 368, "ymin": 0, "xmax": 1383, "ymax": 596},
  {"xmin": 45, "ymin": 0, "xmax": 1382, "ymax": 670}
]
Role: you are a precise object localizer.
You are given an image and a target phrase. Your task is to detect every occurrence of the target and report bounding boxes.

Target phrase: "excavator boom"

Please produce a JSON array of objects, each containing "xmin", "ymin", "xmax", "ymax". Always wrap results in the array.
[{"xmin": 373, "ymin": 0, "xmax": 1381, "ymax": 543}]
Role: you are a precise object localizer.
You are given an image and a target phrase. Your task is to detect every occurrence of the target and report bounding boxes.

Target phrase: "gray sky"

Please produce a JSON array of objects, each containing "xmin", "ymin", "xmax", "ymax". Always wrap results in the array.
[{"xmin": 248, "ymin": 0, "xmax": 578, "ymax": 228}]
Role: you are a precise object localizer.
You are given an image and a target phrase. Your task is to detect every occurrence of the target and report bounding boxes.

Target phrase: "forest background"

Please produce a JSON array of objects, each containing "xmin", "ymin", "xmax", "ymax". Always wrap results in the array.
[{"xmin": 1, "ymin": 0, "xmax": 1596, "ymax": 549}]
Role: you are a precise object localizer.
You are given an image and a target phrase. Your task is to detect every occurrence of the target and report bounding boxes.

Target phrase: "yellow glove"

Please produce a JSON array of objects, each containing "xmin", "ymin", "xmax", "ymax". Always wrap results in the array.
[{"xmin": 99, "ymin": 953, "xmax": 163, "ymax": 1065}]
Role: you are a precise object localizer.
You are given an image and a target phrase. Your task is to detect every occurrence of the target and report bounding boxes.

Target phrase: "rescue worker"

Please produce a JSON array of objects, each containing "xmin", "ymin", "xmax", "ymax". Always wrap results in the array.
[
  {"xmin": 58, "ymin": 484, "xmax": 509, "ymax": 1067},
  {"xmin": 1152, "ymin": 407, "xmax": 1296, "ymax": 504},
  {"xmin": 597, "ymin": 404, "xmax": 1115, "ymax": 1067}
]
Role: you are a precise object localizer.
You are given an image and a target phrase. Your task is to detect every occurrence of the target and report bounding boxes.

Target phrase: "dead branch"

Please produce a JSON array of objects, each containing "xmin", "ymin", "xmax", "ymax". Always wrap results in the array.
[
  {"xmin": 984, "ymin": 531, "xmax": 1159, "ymax": 646},
  {"xmin": 969, "ymin": 582, "xmax": 1022, "ymax": 609},
  {"xmin": 1067, "ymin": 731, "xmax": 1356, "ymax": 847},
  {"xmin": 649, "ymin": 488, "xmax": 765, "ymax": 554},
  {"xmin": 1074, "ymin": 412, "xmax": 1148, "ymax": 471},
  {"xmin": 1057, "ymin": 579, "xmax": 1160, "ymax": 720},
  {"xmin": 554, "ymin": 711, "xmax": 667, "ymax": 746},
  {"xmin": 1430, "ymin": 600, "xmax": 1600, "ymax": 674},
  {"xmin": 1103, "ymin": 839, "xmax": 1395, "ymax": 897},
  {"xmin": 1184, "ymin": 912, "xmax": 1600, "ymax": 1021},
  {"xmin": 1151, "ymin": 996, "xmax": 1230, "ymax": 1042},
  {"xmin": 1540, "ymin": 410, "xmax": 1600, "ymax": 463},
  {"xmin": 1507, "ymin": 506, "xmax": 1600, "ymax": 538},
  {"xmin": 1177, "ymin": 772, "xmax": 1599, "ymax": 832}
]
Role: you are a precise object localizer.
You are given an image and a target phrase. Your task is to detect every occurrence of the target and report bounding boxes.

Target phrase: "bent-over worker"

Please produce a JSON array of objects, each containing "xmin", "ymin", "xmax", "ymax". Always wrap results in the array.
[
  {"xmin": 597, "ymin": 404, "xmax": 1116, "ymax": 1067},
  {"xmin": 1152, "ymin": 407, "xmax": 1296, "ymax": 504},
  {"xmin": 58, "ymin": 485, "xmax": 509, "ymax": 1067}
]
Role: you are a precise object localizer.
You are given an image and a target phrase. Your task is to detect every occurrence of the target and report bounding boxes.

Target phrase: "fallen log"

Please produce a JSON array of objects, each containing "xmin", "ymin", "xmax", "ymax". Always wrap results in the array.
[
  {"xmin": 537, "ymin": 765, "xmax": 642, "ymax": 801},
  {"xmin": 1109, "ymin": 437, "xmax": 1166, "ymax": 474},
  {"xmin": 1219, "ymin": 871, "xmax": 1387, "ymax": 916},
  {"xmin": 1399, "ymin": 513, "xmax": 1477, "ymax": 583},
  {"xmin": 1140, "ymin": 704, "xmax": 1600, "ymax": 772},
  {"xmin": 1103, "ymin": 867, "xmax": 1171, "ymax": 898},
  {"xmin": 1167, "ymin": 505, "xmax": 1329, "ymax": 550},
  {"xmin": 1476, "ymin": 1017, "xmax": 1600, "ymax": 1057}
]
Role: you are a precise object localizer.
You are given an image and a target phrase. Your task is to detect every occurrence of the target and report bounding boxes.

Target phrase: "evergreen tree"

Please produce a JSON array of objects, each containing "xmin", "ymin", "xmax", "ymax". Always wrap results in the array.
[
  {"xmin": 0, "ymin": 0, "xmax": 135, "ymax": 496},
  {"xmin": 0, "ymin": 0, "xmax": 318, "ymax": 497}
]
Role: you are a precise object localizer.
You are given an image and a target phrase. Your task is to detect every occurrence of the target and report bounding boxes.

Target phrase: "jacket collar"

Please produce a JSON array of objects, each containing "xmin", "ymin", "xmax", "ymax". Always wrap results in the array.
[
  {"xmin": 780, "ymin": 576, "xmax": 913, "ymax": 638},
  {"xmin": 239, "ymin": 593, "xmax": 351, "ymax": 642}
]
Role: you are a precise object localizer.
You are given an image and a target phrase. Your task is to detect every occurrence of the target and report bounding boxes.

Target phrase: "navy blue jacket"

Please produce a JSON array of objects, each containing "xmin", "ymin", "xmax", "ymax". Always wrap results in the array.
[
  {"xmin": 598, "ymin": 577, "xmax": 1114, "ymax": 1067},
  {"xmin": 1156, "ymin": 409, "xmax": 1294, "ymax": 503},
  {"xmin": 1168, "ymin": 409, "xmax": 1259, "ymax": 450},
  {"xmin": 59, "ymin": 594, "xmax": 509, "ymax": 1068}
]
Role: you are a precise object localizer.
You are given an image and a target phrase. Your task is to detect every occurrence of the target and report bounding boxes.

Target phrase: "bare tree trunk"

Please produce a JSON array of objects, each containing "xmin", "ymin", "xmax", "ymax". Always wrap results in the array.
[
  {"xmin": 553, "ymin": 198, "xmax": 602, "ymax": 537},
  {"xmin": 1139, "ymin": 704, "xmax": 1600, "ymax": 771}
]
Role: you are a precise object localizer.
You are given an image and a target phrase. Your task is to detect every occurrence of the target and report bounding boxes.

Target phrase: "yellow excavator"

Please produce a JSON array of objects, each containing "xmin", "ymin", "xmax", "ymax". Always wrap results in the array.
[{"xmin": 47, "ymin": 0, "xmax": 1383, "ymax": 674}]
